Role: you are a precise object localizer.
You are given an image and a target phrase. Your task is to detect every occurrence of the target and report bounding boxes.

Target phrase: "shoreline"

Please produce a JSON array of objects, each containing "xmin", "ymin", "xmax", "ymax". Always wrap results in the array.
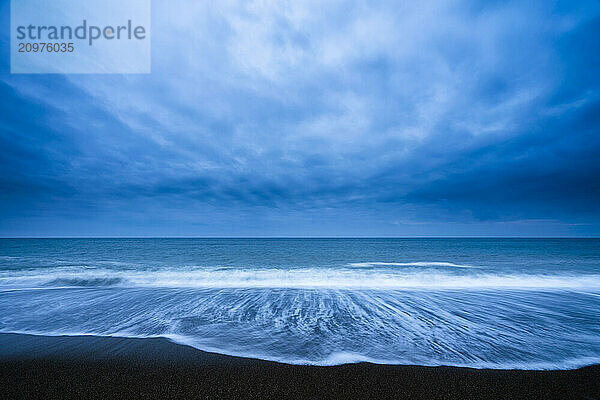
[{"xmin": 0, "ymin": 333, "xmax": 599, "ymax": 399}]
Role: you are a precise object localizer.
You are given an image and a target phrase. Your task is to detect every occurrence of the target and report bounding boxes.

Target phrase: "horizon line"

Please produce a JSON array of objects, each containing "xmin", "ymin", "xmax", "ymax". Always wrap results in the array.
[{"xmin": 0, "ymin": 236, "xmax": 599, "ymax": 239}]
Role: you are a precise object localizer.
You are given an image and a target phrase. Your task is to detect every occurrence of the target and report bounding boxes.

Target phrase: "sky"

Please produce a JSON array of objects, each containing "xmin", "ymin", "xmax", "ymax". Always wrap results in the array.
[{"xmin": 1, "ymin": 0, "xmax": 599, "ymax": 237}]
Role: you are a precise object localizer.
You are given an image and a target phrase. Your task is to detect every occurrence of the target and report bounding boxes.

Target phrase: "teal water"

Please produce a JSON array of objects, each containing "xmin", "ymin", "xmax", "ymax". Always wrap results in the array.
[{"xmin": 0, "ymin": 238, "xmax": 599, "ymax": 368}]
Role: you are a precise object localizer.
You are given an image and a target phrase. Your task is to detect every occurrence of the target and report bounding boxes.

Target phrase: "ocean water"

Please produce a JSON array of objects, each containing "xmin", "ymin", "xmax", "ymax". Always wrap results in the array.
[{"xmin": 0, "ymin": 238, "xmax": 599, "ymax": 369}]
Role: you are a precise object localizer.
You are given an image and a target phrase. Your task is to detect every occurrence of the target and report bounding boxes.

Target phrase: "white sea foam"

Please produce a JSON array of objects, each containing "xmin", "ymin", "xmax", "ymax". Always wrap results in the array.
[
  {"xmin": 2, "ymin": 278, "xmax": 600, "ymax": 370},
  {"xmin": 1, "ymin": 265, "xmax": 600, "ymax": 290},
  {"xmin": 3, "ymin": 328, "xmax": 600, "ymax": 370},
  {"xmin": 348, "ymin": 261, "xmax": 476, "ymax": 268}
]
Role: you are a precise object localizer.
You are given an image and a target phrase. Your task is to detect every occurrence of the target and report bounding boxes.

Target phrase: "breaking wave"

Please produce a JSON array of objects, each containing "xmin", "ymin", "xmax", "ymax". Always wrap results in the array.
[
  {"xmin": 348, "ymin": 261, "xmax": 476, "ymax": 268},
  {"xmin": 2, "ymin": 265, "xmax": 600, "ymax": 290}
]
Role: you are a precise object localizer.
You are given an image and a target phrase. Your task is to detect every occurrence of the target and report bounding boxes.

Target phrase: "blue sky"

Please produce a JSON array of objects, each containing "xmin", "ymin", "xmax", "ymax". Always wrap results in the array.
[{"xmin": 1, "ymin": 0, "xmax": 599, "ymax": 237}]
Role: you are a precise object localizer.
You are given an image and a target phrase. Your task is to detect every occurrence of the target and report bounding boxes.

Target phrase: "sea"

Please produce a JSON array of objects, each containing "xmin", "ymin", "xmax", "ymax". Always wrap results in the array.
[{"xmin": 0, "ymin": 238, "xmax": 599, "ymax": 369}]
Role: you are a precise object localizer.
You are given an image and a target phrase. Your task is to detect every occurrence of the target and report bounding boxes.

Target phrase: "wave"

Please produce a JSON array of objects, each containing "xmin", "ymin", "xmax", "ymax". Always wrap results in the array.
[
  {"xmin": 1, "ymin": 271, "xmax": 600, "ymax": 369},
  {"xmin": 2, "ymin": 267, "xmax": 600, "ymax": 290},
  {"xmin": 348, "ymin": 261, "xmax": 476, "ymax": 268},
  {"xmin": 2, "ymin": 284, "xmax": 600, "ymax": 370},
  {"xmin": 3, "ymin": 330, "xmax": 598, "ymax": 370},
  {"xmin": 46, "ymin": 277, "xmax": 124, "ymax": 287}
]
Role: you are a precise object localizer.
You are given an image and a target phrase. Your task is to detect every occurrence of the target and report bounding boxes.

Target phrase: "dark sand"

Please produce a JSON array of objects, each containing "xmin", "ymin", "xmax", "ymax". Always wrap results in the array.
[{"xmin": 0, "ymin": 333, "xmax": 598, "ymax": 399}]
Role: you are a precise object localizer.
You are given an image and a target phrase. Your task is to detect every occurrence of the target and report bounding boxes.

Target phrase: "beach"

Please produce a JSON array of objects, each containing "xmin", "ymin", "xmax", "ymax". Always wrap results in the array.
[{"xmin": 1, "ymin": 333, "xmax": 599, "ymax": 399}]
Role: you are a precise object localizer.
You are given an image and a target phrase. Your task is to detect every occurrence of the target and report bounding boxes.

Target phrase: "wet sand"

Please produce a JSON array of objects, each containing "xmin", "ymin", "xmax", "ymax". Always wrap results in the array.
[{"xmin": 0, "ymin": 333, "xmax": 598, "ymax": 399}]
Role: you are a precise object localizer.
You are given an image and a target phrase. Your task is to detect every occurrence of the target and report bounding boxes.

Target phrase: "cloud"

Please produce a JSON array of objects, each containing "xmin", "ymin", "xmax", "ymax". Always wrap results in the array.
[{"xmin": 0, "ymin": 0, "xmax": 599, "ymax": 236}]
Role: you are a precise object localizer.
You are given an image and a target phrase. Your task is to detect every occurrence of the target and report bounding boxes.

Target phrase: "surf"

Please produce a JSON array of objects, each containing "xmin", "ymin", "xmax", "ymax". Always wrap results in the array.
[{"xmin": 2, "ymin": 266, "xmax": 600, "ymax": 290}]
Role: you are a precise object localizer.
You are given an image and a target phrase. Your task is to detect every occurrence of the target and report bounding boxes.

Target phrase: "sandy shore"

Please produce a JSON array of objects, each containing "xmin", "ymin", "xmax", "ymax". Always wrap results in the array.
[{"xmin": 0, "ymin": 333, "xmax": 598, "ymax": 399}]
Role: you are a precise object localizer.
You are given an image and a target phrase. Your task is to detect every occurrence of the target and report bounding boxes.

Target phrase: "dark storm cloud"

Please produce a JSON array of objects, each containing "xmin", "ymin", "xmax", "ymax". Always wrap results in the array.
[{"xmin": 1, "ymin": 0, "xmax": 599, "ymax": 236}]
